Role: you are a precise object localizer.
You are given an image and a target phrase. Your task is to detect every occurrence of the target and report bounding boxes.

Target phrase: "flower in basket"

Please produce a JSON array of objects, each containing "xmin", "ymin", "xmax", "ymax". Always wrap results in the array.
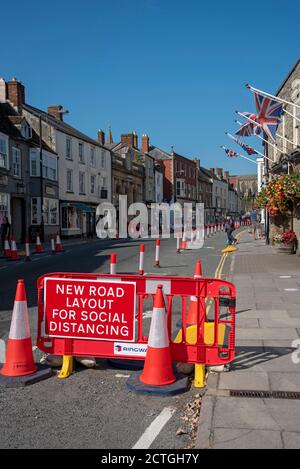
[
  {"xmin": 281, "ymin": 231, "xmax": 297, "ymax": 244},
  {"xmin": 273, "ymin": 231, "xmax": 297, "ymax": 245}
]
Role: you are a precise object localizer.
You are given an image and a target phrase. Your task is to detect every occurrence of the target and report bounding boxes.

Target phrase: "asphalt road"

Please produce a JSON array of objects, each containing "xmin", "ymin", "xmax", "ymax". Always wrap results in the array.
[{"xmin": 0, "ymin": 230, "xmax": 236, "ymax": 449}]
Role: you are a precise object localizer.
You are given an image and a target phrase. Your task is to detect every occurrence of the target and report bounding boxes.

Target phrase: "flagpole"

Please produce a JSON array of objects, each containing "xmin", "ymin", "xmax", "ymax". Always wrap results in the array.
[
  {"xmin": 277, "ymin": 133, "xmax": 296, "ymax": 147},
  {"xmin": 225, "ymin": 132, "xmax": 266, "ymax": 159},
  {"xmin": 220, "ymin": 146, "xmax": 257, "ymax": 164},
  {"xmin": 245, "ymin": 83, "xmax": 300, "ymax": 110},
  {"xmin": 235, "ymin": 119, "xmax": 284, "ymax": 154},
  {"xmin": 282, "ymin": 107, "xmax": 300, "ymax": 124},
  {"xmin": 235, "ymin": 111, "xmax": 297, "ymax": 149}
]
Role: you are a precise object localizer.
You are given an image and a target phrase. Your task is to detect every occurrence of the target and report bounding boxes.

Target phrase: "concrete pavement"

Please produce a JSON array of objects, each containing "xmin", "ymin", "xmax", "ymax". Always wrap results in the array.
[{"xmin": 196, "ymin": 232, "xmax": 300, "ymax": 449}]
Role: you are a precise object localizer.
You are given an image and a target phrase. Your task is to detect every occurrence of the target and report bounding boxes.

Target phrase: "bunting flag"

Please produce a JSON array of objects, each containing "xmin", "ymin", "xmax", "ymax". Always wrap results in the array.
[
  {"xmin": 226, "ymin": 132, "xmax": 257, "ymax": 156},
  {"xmin": 222, "ymin": 147, "xmax": 238, "ymax": 158},
  {"xmin": 253, "ymin": 92, "xmax": 283, "ymax": 141}
]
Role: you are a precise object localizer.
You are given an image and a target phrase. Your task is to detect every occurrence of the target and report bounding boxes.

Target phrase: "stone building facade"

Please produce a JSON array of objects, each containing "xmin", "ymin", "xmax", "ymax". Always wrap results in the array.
[{"xmin": 265, "ymin": 59, "xmax": 300, "ymax": 241}]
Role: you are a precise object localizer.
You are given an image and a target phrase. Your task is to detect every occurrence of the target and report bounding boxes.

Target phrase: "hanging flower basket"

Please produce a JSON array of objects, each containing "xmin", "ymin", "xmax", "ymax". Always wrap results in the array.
[
  {"xmin": 273, "ymin": 231, "xmax": 298, "ymax": 254},
  {"xmin": 254, "ymin": 174, "xmax": 300, "ymax": 217}
]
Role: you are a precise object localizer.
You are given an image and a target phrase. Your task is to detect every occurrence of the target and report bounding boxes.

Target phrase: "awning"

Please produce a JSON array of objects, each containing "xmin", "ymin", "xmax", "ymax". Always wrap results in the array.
[{"xmin": 73, "ymin": 203, "xmax": 96, "ymax": 213}]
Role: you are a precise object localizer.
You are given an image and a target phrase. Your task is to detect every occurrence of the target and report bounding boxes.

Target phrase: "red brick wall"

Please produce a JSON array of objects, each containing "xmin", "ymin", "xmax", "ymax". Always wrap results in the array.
[
  {"xmin": 6, "ymin": 79, "xmax": 25, "ymax": 109},
  {"xmin": 162, "ymin": 159, "xmax": 173, "ymax": 201}
]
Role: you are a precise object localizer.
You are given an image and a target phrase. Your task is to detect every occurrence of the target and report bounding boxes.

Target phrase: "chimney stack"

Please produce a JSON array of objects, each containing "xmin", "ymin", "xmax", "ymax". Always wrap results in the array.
[
  {"xmin": 216, "ymin": 167, "xmax": 223, "ymax": 179},
  {"xmin": 48, "ymin": 105, "xmax": 64, "ymax": 121},
  {"xmin": 97, "ymin": 129, "xmax": 105, "ymax": 145},
  {"xmin": 194, "ymin": 158, "xmax": 200, "ymax": 169},
  {"xmin": 6, "ymin": 78, "xmax": 25, "ymax": 112},
  {"xmin": 224, "ymin": 171, "xmax": 230, "ymax": 181},
  {"xmin": 121, "ymin": 132, "xmax": 136, "ymax": 148},
  {"xmin": 210, "ymin": 168, "xmax": 215, "ymax": 175},
  {"xmin": 141, "ymin": 134, "xmax": 149, "ymax": 153}
]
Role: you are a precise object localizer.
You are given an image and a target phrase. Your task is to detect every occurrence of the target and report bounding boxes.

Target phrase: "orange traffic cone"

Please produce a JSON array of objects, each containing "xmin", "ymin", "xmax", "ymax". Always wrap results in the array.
[
  {"xmin": 4, "ymin": 235, "xmax": 11, "ymax": 257},
  {"xmin": 181, "ymin": 230, "xmax": 187, "ymax": 250},
  {"xmin": 140, "ymin": 285, "xmax": 176, "ymax": 386},
  {"xmin": 55, "ymin": 233, "xmax": 63, "ymax": 253},
  {"xmin": 0, "ymin": 280, "xmax": 36, "ymax": 377},
  {"xmin": 10, "ymin": 235, "xmax": 20, "ymax": 261},
  {"xmin": 35, "ymin": 234, "xmax": 43, "ymax": 253},
  {"xmin": 187, "ymin": 260, "xmax": 203, "ymax": 325}
]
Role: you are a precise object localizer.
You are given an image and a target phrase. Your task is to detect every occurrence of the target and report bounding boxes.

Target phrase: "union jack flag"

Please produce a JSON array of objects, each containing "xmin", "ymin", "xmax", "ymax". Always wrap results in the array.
[
  {"xmin": 227, "ymin": 132, "xmax": 257, "ymax": 155},
  {"xmin": 254, "ymin": 92, "xmax": 283, "ymax": 141},
  {"xmin": 235, "ymin": 122, "xmax": 254, "ymax": 137},
  {"xmin": 223, "ymin": 147, "xmax": 238, "ymax": 158},
  {"xmin": 235, "ymin": 112, "xmax": 261, "ymax": 137}
]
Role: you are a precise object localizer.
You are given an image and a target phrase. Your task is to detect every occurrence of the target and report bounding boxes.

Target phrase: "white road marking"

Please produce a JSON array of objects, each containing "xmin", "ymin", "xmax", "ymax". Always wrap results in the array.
[
  {"xmin": 132, "ymin": 407, "xmax": 176, "ymax": 449},
  {"xmin": 115, "ymin": 373, "xmax": 130, "ymax": 378},
  {"xmin": 280, "ymin": 275, "xmax": 292, "ymax": 279},
  {"xmin": 284, "ymin": 288, "xmax": 299, "ymax": 292}
]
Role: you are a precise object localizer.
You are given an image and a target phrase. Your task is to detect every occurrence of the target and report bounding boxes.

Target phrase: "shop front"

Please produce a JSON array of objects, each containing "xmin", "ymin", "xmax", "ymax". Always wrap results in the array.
[{"xmin": 61, "ymin": 202, "xmax": 96, "ymax": 238}]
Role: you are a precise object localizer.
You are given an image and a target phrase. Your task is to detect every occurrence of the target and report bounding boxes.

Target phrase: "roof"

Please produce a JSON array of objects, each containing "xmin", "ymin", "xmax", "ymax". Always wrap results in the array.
[
  {"xmin": 173, "ymin": 150, "xmax": 195, "ymax": 164},
  {"xmin": 105, "ymin": 142, "xmax": 119, "ymax": 150},
  {"xmin": 23, "ymin": 103, "xmax": 110, "ymax": 151},
  {"xmin": 0, "ymin": 103, "xmax": 56, "ymax": 154},
  {"xmin": 198, "ymin": 167, "xmax": 213, "ymax": 183},
  {"xmin": 200, "ymin": 167, "xmax": 219, "ymax": 181},
  {"xmin": 148, "ymin": 145, "xmax": 172, "ymax": 161}
]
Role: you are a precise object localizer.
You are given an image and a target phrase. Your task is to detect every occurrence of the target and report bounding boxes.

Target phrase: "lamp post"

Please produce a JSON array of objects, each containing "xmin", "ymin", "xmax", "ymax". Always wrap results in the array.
[{"xmin": 39, "ymin": 108, "xmax": 69, "ymax": 242}]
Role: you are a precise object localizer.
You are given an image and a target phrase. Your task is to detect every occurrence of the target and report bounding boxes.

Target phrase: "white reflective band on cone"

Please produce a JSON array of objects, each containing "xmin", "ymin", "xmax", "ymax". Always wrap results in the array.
[
  {"xmin": 9, "ymin": 301, "xmax": 31, "ymax": 339},
  {"xmin": 139, "ymin": 252, "xmax": 144, "ymax": 271},
  {"xmin": 148, "ymin": 307, "xmax": 169, "ymax": 348},
  {"xmin": 155, "ymin": 245, "xmax": 160, "ymax": 262},
  {"xmin": 110, "ymin": 264, "xmax": 116, "ymax": 275}
]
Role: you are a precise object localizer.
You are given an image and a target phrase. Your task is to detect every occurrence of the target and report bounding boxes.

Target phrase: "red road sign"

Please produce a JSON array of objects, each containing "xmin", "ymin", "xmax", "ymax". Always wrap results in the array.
[{"xmin": 44, "ymin": 278, "xmax": 136, "ymax": 342}]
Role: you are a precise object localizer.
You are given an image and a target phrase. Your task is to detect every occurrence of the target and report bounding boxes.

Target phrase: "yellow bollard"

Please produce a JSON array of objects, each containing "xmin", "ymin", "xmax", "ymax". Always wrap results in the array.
[
  {"xmin": 57, "ymin": 355, "xmax": 74, "ymax": 379},
  {"xmin": 194, "ymin": 364, "xmax": 206, "ymax": 388}
]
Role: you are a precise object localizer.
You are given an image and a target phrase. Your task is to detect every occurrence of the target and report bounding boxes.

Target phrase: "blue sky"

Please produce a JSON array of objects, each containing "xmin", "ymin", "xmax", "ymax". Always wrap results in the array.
[{"xmin": 1, "ymin": 0, "xmax": 299, "ymax": 174}]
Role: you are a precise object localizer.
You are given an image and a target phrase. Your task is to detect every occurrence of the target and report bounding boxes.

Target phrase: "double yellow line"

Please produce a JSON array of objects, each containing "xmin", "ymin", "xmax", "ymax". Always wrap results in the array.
[
  {"xmin": 215, "ymin": 252, "xmax": 228, "ymax": 279},
  {"xmin": 215, "ymin": 228, "xmax": 246, "ymax": 279}
]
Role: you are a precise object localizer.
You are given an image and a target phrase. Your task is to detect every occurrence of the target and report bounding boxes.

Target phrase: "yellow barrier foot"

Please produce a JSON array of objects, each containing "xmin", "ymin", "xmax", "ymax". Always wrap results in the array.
[
  {"xmin": 222, "ymin": 246, "xmax": 237, "ymax": 254},
  {"xmin": 194, "ymin": 364, "xmax": 206, "ymax": 388},
  {"xmin": 57, "ymin": 355, "xmax": 74, "ymax": 379}
]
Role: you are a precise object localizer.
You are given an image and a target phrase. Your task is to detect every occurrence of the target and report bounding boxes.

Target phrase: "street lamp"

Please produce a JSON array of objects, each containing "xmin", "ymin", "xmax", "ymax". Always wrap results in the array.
[{"xmin": 39, "ymin": 108, "xmax": 69, "ymax": 242}]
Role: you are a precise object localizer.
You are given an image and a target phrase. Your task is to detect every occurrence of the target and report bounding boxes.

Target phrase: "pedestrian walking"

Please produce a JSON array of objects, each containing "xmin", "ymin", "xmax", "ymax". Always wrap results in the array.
[
  {"xmin": 225, "ymin": 217, "xmax": 237, "ymax": 246},
  {"xmin": 250, "ymin": 209, "xmax": 260, "ymax": 240},
  {"xmin": 1, "ymin": 216, "xmax": 10, "ymax": 253}
]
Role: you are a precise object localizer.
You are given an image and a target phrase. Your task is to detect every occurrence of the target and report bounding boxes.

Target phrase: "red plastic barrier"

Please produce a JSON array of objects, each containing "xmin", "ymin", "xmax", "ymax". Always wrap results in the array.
[{"xmin": 36, "ymin": 273, "xmax": 236, "ymax": 367}]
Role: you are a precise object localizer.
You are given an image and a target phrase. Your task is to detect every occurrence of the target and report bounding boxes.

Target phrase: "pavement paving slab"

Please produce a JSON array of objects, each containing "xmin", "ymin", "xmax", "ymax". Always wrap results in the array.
[
  {"xmin": 196, "ymin": 233, "xmax": 300, "ymax": 449},
  {"xmin": 212, "ymin": 428, "xmax": 283, "ymax": 449}
]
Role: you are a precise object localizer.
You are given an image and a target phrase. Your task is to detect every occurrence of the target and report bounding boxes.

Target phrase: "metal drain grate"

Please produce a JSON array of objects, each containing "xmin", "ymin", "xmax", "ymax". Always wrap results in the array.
[{"xmin": 230, "ymin": 390, "xmax": 300, "ymax": 399}]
